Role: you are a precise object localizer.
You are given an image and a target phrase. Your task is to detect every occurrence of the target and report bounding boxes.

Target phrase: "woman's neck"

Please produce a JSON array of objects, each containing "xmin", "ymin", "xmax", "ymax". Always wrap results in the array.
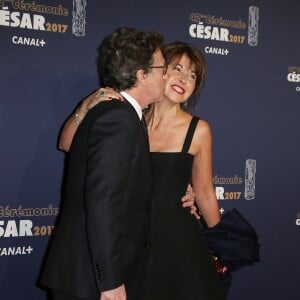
[{"xmin": 145, "ymin": 100, "xmax": 184, "ymax": 130}]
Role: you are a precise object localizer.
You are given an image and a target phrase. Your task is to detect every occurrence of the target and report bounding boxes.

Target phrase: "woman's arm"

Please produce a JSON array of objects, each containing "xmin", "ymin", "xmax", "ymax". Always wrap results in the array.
[
  {"xmin": 191, "ymin": 120, "xmax": 221, "ymax": 227},
  {"xmin": 59, "ymin": 88, "xmax": 123, "ymax": 152}
]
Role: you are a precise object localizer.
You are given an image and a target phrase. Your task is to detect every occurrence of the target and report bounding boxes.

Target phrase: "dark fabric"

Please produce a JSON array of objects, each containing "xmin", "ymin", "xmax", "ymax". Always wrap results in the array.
[
  {"xmin": 201, "ymin": 208, "xmax": 260, "ymax": 271},
  {"xmin": 181, "ymin": 116, "xmax": 199, "ymax": 153},
  {"xmin": 40, "ymin": 99, "xmax": 152, "ymax": 299},
  {"xmin": 141, "ymin": 115, "xmax": 147, "ymax": 132},
  {"xmin": 49, "ymin": 289, "xmax": 92, "ymax": 300},
  {"xmin": 143, "ymin": 116, "xmax": 225, "ymax": 300},
  {"xmin": 219, "ymin": 272, "xmax": 232, "ymax": 298},
  {"xmin": 141, "ymin": 116, "xmax": 149, "ymax": 149}
]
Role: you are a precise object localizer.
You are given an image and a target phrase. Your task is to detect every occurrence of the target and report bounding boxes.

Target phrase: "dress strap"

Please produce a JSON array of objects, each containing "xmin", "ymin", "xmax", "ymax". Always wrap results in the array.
[{"xmin": 181, "ymin": 116, "xmax": 199, "ymax": 153}]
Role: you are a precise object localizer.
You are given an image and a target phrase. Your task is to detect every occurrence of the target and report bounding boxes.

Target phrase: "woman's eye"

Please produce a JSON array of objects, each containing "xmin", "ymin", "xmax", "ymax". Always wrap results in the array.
[
  {"xmin": 190, "ymin": 74, "xmax": 197, "ymax": 80},
  {"xmin": 174, "ymin": 65, "xmax": 182, "ymax": 72}
]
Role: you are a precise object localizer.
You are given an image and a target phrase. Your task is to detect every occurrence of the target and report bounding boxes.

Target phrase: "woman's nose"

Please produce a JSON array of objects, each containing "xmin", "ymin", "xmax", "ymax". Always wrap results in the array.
[{"xmin": 179, "ymin": 75, "xmax": 187, "ymax": 83}]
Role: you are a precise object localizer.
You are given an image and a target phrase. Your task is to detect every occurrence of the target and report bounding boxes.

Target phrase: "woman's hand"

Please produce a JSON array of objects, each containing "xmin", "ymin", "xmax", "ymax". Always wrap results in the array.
[
  {"xmin": 181, "ymin": 184, "xmax": 201, "ymax": 220},
  {"xmin": 74, "ymin": 88, "xmax": 123, "ymax": 125},
  {"xmin": 212, "ymin": 254, "xmax": 229, "ymax": 276},
  {"xmin": 85, "ymin": 87, "xmax": 124, "ymax": 111}
]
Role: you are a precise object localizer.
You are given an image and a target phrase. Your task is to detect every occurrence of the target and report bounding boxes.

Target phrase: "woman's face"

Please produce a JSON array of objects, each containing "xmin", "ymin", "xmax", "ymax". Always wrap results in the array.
[{"xmin": 163, "ymin": 54, "xmax": 197, "ymax": 104}]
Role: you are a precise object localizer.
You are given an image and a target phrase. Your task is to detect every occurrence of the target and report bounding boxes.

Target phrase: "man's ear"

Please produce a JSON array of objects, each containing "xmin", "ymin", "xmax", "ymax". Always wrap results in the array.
[{"xmin": 136, "ymin": 69, "xmax": 148, "ymax": 85}]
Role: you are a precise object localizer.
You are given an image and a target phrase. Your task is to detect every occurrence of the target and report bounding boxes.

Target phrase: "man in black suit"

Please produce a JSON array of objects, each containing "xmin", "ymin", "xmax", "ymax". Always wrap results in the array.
[{"xmin": 40, "ymin": 27, "xmax": 167, "ymax": 300}]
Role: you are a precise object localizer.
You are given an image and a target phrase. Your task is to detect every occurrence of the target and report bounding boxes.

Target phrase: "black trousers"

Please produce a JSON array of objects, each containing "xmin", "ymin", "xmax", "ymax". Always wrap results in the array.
[{"xmin": 49, "ymin": 289, "xmax": 98, "ymax": 300}]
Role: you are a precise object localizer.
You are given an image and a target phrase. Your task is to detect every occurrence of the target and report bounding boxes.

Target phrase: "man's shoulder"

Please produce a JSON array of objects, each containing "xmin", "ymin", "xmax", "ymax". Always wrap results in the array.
[
  {"xmin": 84, "ymin": 100, "xmax": 139, "ymax": 132},
  {"xmin": 90, "ymin": 100, "xmax": 136, "ymax": 119}
]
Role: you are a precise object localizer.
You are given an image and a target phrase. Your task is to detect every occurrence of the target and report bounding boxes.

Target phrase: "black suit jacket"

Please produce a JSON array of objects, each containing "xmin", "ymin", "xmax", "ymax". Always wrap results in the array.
[{"xmin": 40, "ymin": 100, "xmax": 152, "ymax": 299}]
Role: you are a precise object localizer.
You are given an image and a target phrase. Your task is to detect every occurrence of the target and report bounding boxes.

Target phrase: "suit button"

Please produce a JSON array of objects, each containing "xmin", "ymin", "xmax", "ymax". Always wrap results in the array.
[
  {"xmin": 144, "ymin": 242, "xmax": 151, "ymax": 249},
  {"xmin": 96, "ymin": 272, "xmax": 104, "ymax": 281}
]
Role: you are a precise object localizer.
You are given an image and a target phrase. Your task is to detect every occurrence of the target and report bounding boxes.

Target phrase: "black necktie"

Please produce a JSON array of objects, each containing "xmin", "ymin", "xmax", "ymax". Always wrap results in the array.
[{"xmin": 141, "ymin": 116, "xmax": 149, "ymax": 149}]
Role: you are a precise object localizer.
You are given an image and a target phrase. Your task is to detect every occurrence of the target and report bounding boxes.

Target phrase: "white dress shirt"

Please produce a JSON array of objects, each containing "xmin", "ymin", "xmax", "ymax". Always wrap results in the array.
[{"xmin": 120, "ymin": 91, "xmax": 143, "ymax": 120}]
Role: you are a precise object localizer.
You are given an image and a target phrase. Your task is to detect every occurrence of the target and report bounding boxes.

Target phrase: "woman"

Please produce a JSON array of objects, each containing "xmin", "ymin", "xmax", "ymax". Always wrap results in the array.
[{"xmin": 59, "ymin": 42, "xmax": 225, "ymax": 299}]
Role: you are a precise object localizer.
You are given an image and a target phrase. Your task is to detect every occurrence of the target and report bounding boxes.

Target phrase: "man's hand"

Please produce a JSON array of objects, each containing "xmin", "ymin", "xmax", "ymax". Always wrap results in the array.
[
  {"xmin": 181, "ymin": 184, "xmax": 200, "ymax": 220},
  {"xmin": 100, "ymin": 284, "xmax": 126, "ymax": 300}
]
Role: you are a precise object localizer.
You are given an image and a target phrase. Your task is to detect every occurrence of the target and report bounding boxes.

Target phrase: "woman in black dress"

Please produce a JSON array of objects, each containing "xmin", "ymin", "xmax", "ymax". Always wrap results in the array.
[{"xmin": 140, "ymin": 42, "xmax": 224, "ymax": 300}]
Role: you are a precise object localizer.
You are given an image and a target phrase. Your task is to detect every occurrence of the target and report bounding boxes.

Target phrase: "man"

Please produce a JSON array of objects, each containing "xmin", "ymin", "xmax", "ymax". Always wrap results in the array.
[{"xmin": 40, "ymin": 27, "xmax": 167, "ymax": 300}]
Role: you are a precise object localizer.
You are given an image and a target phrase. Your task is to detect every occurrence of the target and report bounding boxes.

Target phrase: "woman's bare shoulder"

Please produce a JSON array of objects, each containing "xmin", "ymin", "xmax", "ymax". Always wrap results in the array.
[
  {"xmin": 191, "ymin": 117, "xmax": 213, "ymax": 153},
  {"xmin": 196, "ymin": 118, "xmax": 212, "ymax": 135}
]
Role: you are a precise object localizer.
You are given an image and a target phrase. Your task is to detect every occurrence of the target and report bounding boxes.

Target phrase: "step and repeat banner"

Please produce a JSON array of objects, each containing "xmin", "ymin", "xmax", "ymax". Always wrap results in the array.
[{"xmin": 0, "ymin": 1, "xmax": 299, "ymax": 299}]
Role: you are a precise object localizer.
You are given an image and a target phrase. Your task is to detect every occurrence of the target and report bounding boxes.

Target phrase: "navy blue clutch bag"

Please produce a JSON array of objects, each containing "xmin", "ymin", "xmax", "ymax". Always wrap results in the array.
[{"xmin": 201, "ymin": 208, "xmax": 260, "ymax": 272}]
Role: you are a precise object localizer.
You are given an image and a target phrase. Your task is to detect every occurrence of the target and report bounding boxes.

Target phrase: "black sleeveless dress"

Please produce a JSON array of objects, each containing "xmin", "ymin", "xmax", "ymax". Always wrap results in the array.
[{"xmin": 142, "ymin": 116, "xmax": 225, "ymax": 300}]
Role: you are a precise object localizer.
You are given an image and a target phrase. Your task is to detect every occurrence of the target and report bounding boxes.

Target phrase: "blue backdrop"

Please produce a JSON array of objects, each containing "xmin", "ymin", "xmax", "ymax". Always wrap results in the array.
[{"xmin": 0, "ymin": 0, "xmax": 299, "ymax": 299}]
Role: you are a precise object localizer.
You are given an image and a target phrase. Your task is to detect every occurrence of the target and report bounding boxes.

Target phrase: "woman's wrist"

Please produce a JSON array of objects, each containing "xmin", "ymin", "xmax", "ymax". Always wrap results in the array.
[{"xmin": 74, "ymin": 104, "xmax": 89, "ymax": 125}]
